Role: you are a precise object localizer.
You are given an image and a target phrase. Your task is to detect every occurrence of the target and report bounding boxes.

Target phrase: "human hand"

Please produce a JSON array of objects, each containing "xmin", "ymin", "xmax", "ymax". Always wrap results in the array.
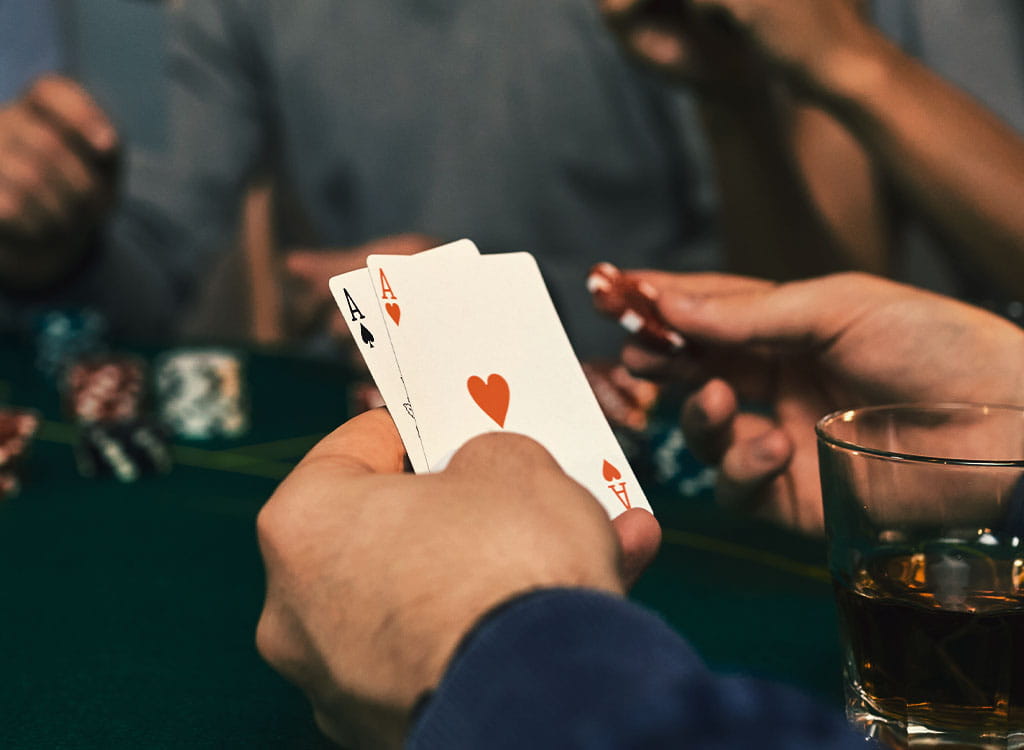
[
  {"xmin": 598, "ymin": 0, "xmax": 766, "ymax": 91},
  {"xmin": 682, "ymin": 0, "xmax": 879, "ymax": 97},
  {"xmin": 0, "ymin": 75, "xmax": 119, "ymax": 289},
  {"xmin": 283, "ymin": 233, "xmax": 438, "ymax": 339},
  {"xmin": 256, "ymin": 409, "xmax": 660, "ymax": 748},
  {"xmin": 583, "ymin": 359, "xmax": 660, "ymax": 432},
  {"xmin": 616, "ymin": 271, "xmax": 1024, "ymax": 533}
]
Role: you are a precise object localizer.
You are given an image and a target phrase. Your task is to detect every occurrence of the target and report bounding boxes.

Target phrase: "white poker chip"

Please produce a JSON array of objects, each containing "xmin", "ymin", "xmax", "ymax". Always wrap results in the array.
[{"xmin": 154, "ymin": 349, "xmax": 249, "ymax": 440}]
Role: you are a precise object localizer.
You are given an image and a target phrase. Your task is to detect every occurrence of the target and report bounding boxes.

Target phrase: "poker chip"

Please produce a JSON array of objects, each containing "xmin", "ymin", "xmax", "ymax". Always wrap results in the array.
[
  {"xmin": 63, "ymin": 354, "xmax": 147, "ymax": 424},
  {"xmin": 0, "ymin": 409, "xmax": 41, "ymax": 499},
  {"xmin": 587, "ymin": 262, "xmax": 684, "ymax": 352},
  {"xmin": 75, "ymin": 420, "xmax": 173, "ymax": 482},
  {"xmin": 154, "ymin": 349, "xmax": 249, "ymax": 440},
  {"xmin": 60, "ymin": 352, "xmax": 173, "ymax": 482},
  {"xmin": 34, "ymin": 309, "xmax": 107, "ymax": 379}
]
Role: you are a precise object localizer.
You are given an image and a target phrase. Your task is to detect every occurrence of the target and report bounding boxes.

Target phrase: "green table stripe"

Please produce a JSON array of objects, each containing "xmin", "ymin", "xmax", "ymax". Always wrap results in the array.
[
  {"xmin": 38, "ymin": 424, "xmax": 828, "ymax": 578},
  {"xmin": 219, "ymin": 432, "xmax": 325, "ymax": 460},
  {"xmin": 661, "ymin": 528, "xmax": 831, "ymax": 584},
  {"xmin": 36, "ymin": 419, "xmax": 294, "ymax": 480}
]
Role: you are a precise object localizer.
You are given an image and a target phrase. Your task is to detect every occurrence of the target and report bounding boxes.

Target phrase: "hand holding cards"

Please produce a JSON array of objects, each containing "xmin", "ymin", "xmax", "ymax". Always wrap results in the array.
[{"xmin": 329, "ymin": 240, "xmax": 650, "ymax": 518}]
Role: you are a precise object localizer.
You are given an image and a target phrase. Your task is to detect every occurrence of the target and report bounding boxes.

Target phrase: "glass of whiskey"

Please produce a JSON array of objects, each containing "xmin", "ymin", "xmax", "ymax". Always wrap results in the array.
[{"xmin": 817, "ymin": 404, "xmax": 1024, "ymax": 749}]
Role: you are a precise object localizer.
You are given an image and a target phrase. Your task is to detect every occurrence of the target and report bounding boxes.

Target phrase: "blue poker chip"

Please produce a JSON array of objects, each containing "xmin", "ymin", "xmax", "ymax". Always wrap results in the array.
[
  {"xmin": 33, "ymin": 309, "xmax": 108, "ymax": 379},
  {"xmin": 640, "ymin": 390, "xmax": 718, "ymax": 502}
]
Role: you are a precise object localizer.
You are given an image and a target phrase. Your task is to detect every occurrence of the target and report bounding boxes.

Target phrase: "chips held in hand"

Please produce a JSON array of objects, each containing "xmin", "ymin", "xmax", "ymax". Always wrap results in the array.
[{"xmin": 587, "ymin": 262, "xmax": 684, "ymax": 352}]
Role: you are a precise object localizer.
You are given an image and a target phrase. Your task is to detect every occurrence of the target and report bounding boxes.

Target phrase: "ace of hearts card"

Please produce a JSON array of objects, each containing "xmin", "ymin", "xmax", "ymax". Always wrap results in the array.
[{"xmin": 363, "ymin": 249, "xmax": 649, "ymax": 518}]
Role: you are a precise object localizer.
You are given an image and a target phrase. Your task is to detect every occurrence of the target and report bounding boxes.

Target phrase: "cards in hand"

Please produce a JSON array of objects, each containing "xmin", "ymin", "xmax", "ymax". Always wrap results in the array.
[{"xmin": 329, "ymin": 240, "xmax": 650, "ymax": 518}]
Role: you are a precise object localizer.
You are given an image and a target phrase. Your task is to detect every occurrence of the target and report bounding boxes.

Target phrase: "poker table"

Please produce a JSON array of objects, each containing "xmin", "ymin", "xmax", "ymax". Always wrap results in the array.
[{"xmin": 0, "ymin": 338, "xmax": 842, "ymax": 748}]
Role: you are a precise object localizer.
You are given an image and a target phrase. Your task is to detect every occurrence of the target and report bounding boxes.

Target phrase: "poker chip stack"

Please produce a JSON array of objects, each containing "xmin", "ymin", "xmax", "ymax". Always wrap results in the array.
[
  {"xmin": 0, "ymin": 409, "xmax": 40, "ymax": 499},
  {"xmin": 154, "ymin": 349, "xmax": 249, "ymax": 440},
  {"xmin": 34, "ymin": 309, "xmax": 108, "ymax": 380},
  {"xmin": 64, "ymin": 355, "xmax": 173, "ymax": 482}
]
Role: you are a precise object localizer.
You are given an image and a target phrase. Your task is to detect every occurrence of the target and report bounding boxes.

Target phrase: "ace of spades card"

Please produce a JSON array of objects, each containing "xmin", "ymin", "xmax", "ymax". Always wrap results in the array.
[
  {"xmin": 364, "ymin": 250, "xmax": 649, "ymax": 519},
  {"xmin": 328, "ymin": 239, "xmax": 480, "ymax": 472}
]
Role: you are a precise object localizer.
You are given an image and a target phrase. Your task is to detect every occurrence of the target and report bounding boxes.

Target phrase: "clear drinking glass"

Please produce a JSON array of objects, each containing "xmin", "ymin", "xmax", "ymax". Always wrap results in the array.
[{"xmin": 817, "ymin": 404, "xmax": 1024, "ymax": 749}]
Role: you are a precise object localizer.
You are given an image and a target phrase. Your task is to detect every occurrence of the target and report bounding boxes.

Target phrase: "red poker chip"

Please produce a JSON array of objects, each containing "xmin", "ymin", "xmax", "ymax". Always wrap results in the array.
[
  {"xmin": 0, "ymin": 409, "xmax": 40, "ymax": 476},
  {"xmin": 64, "ymin": 355, "xmax": 147, "ymax": 424},
  {"xmin": 587, "ymin": 262, "xmax": 683, "ymax": 352}
]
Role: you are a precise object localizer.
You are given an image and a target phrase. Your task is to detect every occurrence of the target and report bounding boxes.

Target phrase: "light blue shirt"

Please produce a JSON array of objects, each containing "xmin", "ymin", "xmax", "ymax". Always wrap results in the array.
[{"xmin": 0, "ymin": 0, "xmax": 63, "ymax": 101}]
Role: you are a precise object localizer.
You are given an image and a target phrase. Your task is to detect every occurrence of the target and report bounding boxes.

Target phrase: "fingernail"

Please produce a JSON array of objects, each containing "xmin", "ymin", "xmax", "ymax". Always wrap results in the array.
[
  {"xmin": 587, "ymin": 274, "xmax": 611, "ymax": 294},
  {"xmin": 662, "ymin": 330, "xmax": 685, "ymax": 351}
]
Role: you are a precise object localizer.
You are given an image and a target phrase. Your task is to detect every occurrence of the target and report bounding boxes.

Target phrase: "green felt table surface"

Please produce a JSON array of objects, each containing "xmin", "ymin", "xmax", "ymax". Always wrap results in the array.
[{"xmin": 0, "ymin": 340, "xmax": 843, "ymax": 748}]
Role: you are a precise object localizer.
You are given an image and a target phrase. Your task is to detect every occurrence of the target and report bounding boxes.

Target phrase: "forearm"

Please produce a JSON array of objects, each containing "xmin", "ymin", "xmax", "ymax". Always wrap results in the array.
[
  {"xmin": 410, "ymin": 588, "xmax": 866, "ymax": 748},
  {"xmin": 699, "ymin": 83, "xmax": 886, "ymax": 281},
  {"xmin": 816, "ymin": 33, "xmax": 1024, "ymax": 298}
]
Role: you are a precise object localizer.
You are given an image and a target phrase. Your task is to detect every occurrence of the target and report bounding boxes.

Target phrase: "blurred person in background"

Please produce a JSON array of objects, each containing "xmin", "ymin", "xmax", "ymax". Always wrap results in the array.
[
  {"xmin": 602, "ymin": 0, "xmax": 1024, "ymax": 306},
  {"xmin": 5, "ymin": 0, "xmax": 1023, "ymax": 374},
  {"xmin": 0, "ymin": 0, "xmax": 891, "ymax": 357},
  {"xmin": 99, "ymin": 0, "xmax": 721, "ymax": 361},
  {"xmin": 0, "ymin": 0, "xmax": 121, "ymax": 299}
]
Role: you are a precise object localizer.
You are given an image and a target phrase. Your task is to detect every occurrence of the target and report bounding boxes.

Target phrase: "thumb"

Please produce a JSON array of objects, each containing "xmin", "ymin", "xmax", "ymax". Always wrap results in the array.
[
  {"xmin": 299, "ymin": 408, "xmax": 407, "ymax": 476},
  {"xmin": 612, "ymin": 508, "xmax": 661, "ymax": 588}
]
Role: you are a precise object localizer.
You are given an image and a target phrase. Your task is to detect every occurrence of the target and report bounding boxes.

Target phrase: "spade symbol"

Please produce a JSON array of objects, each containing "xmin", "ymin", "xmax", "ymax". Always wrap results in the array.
[{"xmin": 360, "ymin": 323, "xmax": 375, "ymax": 348}]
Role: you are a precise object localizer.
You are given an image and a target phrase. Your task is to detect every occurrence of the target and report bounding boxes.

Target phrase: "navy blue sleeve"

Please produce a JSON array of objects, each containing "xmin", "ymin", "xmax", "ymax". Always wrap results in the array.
[{"xmin": 408, "ymin": 589, "xmax": 870, "ymax": 749}]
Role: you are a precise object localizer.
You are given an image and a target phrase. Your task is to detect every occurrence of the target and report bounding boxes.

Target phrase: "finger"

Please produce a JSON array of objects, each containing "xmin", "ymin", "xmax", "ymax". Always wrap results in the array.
[
  {"xmin": 608, "ymin": 365, "xmax": 660, "ymax": 412},
  {"xmin": 284, "ymin": 249, "xmax": 335, "ymax": 282},
  {"xmin": 600, "ymin": 0, "xmax": 648, "ymax": 17},
  {"xmin": 10, "ymin": 107, "xmax": 103, "ymax": 212},
  {"xmin": 0, "ymin": 144, "xmax": 79, "ymax": 230},
  {"xmin": 591, "ymin": 372, "xmax": 646, "ymax": 430},
  {"xmin": 680, "ymin": 378, "xmax": 737, "ymax": 465},
  {"xmin": 626, "ymin": 26, "xmax": 690, "ymax": 69},
  {"xmin": 584, "ymin": 362, "xmax": 650, "ymax": 431},
  {"xmin": 621, "ymin": 338, "xmax": 705, "ymax": 384},
  {"xmin": 446, "ymin": 430, "xmax": 569, "ymax": 481},
  {"xmin": 25, "ymin": 75, "xmax": 118, "ymax": 157},
  {"xmin": 627, "ymin": 270, "xmax": 775, "ymax": 302},
  {"xmin": 0, "ymin": 169, "xmax": 51, "ymax": 243},
  {"xmin": 286, "ymin": 235, "xmax": 439, "ymax": 284},
  {"xmin": 299, "ymin": 408, "xmax": 407, "ymax": 476},
  {"xmin": 284, "ymin": 248, "xmax": 374, "ymax": 294},
  {"xmin": 633, "ymin": 272, "xmax": 883, "ymax": 350},
  {"xmin": 612, "ymin": 508, "xmax": 662, "ymax": 588},
  {"xmin": 717, "ymin": 424, "xmax": 793, "ymax": 511}
]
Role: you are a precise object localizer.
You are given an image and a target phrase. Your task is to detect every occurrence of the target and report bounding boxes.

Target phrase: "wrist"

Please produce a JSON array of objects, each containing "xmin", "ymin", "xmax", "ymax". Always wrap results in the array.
[
  {"xmin": 386, "ymin": 577, "xmax": 625, "ymax": 719},
  {"xmin": 800, "ymin": 27, "xmax": 902, "ymax": 113},
  {"xmin": 0, "ymin": 229, "xmax": 101, "ymax": 296}
]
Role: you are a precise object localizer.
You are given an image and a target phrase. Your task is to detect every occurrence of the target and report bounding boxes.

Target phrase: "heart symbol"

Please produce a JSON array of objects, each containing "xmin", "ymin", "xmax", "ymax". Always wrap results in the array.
[
  {"xmin": 467, "ymin": 374, "xmax": 510, "ymax": 428},
  {"xmin": 385, "ymin": 303, "xmax": 401, "ymax": 325},
  {"xmin": 602, "ymin": 460, "xmax": 621, "ymax": 482}
]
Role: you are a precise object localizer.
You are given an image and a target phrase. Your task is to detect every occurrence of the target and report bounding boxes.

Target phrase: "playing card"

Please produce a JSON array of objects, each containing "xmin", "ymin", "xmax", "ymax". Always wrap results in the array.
[
  {"xmin": 366, "ymin": 251, "xmax": 649, "ymax": 518},
  {"xmin": 330, "ymin": 239, "xmax": 479, "ymax": 472}
]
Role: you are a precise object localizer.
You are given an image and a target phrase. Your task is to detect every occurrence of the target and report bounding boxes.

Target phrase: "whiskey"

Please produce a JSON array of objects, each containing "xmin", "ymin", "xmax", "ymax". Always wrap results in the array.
[{"xmin": 835, "ymin": 548, "xmax": 1024, "ymax": 738}]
